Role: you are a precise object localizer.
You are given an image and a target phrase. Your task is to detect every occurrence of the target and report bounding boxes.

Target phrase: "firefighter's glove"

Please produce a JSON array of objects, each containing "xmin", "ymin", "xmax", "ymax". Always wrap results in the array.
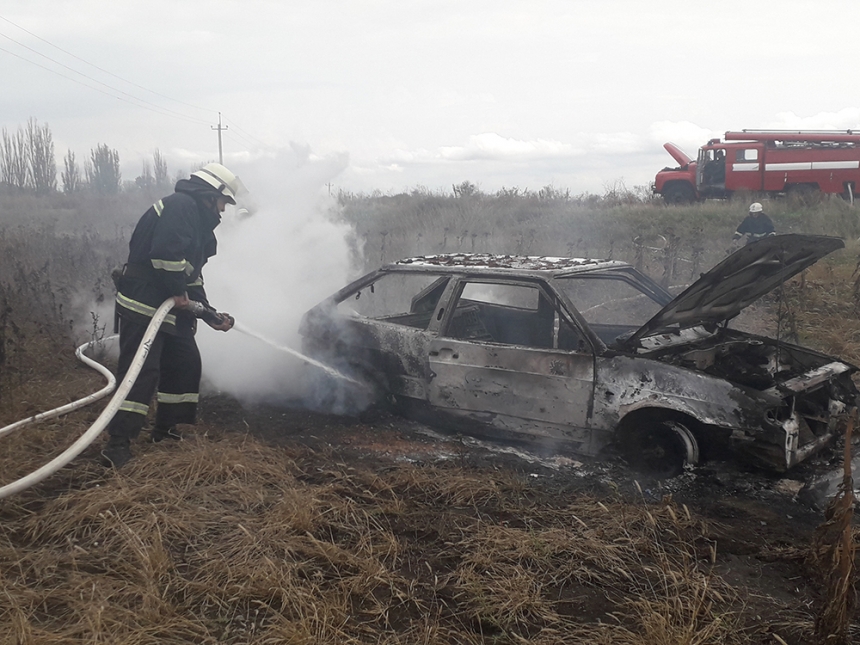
[{"xmin": 206, "ymin": 312, "xmax": 234, "ymax": 332}]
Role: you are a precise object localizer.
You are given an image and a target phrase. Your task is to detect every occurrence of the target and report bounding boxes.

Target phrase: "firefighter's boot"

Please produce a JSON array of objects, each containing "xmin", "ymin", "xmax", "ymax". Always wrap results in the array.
[
  {"xmin": 101, "ymin": 435, "xmax": 133, "ymax": 469},
  {"xmin": 151, "ymin": 425, "xmax": 182, "ymax": 443}
]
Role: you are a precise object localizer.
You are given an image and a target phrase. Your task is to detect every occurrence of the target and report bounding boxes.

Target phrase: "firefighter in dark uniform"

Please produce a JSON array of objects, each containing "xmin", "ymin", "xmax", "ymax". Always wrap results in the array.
[
  {"xmin": 101, "ymin": 163, "xmax": 244, "ymax": 468},
  {"xmin": 732, "ymin": 202, "xmax": 775, "ymax": 245}
]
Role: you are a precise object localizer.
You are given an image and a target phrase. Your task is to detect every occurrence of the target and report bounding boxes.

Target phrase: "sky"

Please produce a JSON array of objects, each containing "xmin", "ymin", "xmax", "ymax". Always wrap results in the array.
[{"xmin": 3, "ymin": 0, "xmax": 860, "ymax": 197}]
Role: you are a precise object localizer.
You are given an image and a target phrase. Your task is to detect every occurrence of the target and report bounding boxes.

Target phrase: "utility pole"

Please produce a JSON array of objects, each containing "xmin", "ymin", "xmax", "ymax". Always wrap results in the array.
[{"xmin": 211, "ymin": 112, "xmax": 228, "ymax": 164}]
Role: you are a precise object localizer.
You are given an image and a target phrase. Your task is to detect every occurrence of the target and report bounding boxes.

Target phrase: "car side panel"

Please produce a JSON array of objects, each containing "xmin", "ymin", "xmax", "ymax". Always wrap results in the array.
[
  {"xmin": 426, "ymin": 339, "xmax": 594, "ymax": 446},
  {"xmin": 591, "ymin": 355, "xmax": 768, "ymax": 426}
]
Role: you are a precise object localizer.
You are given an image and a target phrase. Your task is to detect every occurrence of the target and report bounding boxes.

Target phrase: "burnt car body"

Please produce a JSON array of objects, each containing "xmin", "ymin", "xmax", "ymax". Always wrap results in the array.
[{"xmin": 299, "ymin": 235, "xmax": 858, "ymax": 475}]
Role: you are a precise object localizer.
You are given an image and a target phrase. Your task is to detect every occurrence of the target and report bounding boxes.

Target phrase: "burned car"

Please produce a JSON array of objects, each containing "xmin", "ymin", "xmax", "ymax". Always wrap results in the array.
[{"xmin": 299, "ymin": 235, "xmax": 858, "ymax": 476}]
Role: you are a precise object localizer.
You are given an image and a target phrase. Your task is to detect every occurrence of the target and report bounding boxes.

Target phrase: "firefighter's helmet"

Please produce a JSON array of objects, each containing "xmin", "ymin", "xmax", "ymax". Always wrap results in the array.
[
  {"xmin": 749, "ymin": 202, "xmax": 763, "ymax": 213},
  {"xmin": 190, "ymin": 163, "xmax": 246, "ymax": 205}
]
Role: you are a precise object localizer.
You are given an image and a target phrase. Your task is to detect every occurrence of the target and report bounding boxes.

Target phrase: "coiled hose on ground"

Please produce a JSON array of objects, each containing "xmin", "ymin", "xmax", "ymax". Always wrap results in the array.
[{"xmin": 0, "ymin": 298, "xmax": 175, "ymax": 499}]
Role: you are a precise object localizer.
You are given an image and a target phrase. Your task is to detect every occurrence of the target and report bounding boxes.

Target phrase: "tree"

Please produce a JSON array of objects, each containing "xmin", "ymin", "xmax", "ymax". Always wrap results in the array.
[
  {"xmin": 62, "ymin": 149, "xmax": 81, "ymax": 194},
  {"xmin": 26, "ymin": 118, "xmax": 57, "ymax": 195},
  {"xmin": 0, "ymin": 127, "xmax": 28, "ymax": 191},
  {"xmin": 153, "ymin": 149, "xmax": 169, "ymax": 190},
  {"xmin": 453, "ymin": 180, "xmax": 479, "ymax": 198},
  {"xmin": 87, "ymin": 144, "xmax": 121, "ymax": 195},
  {"xmin": 135, "ymin": 160, "xmax": 154, "ymax": 190}
]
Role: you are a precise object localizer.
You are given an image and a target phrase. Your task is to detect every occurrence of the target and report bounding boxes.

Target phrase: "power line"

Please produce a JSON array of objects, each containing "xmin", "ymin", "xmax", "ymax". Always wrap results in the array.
[
  {"xmin": 0, "ymin": 13, "xmax": 274, "ymax": 154},
  {"xmin": 0, "ymin": 13, "xmax": 216, "ymax": 116},
  {"xmin": 222, "ymin": 115, "xmax": 271, "ymax": 148},
  {"xmin": 222, "ymin": 126, "xmax": 262, "ymax": 151},
  {"xmin": 0, "ymin": 28, "xmax": 211, "ymax": 126},
  {"xmin": 0, "ymin": 43, "xmax": 208, "ymax": 126}
]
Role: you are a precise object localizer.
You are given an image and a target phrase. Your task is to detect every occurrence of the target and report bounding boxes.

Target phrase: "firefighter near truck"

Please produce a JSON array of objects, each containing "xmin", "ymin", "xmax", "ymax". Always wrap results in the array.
[{"xmin": 653, "ymin": 130, "xmax": 860, "ymax": 204}]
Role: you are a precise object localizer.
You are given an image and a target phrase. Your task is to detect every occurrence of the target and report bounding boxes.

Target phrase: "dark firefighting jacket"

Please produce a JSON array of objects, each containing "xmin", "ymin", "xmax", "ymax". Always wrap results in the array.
[
  {"xmin": 733, "ymin": 213, "xmax": 775, "ymax": 244},
  {"xmin": 115, "ymin": 177, "xmax": 222, "ymax": 336}
]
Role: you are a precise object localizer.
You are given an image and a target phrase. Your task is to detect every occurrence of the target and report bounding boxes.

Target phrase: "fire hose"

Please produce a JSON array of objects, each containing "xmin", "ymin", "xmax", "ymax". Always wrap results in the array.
[
  {"xmin": 0, "ymin": 298, "xmax": 176, "ymax": 499},
  {"xmin": 0, "ymin": 297, "xmax": 354, "ymax": 500}
]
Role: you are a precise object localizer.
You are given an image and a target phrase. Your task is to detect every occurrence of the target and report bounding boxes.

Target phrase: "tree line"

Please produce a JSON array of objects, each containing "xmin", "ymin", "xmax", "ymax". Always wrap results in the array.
[{"xmin": 0, "ymin": 119, "xmax": 172, "ymax": 197}]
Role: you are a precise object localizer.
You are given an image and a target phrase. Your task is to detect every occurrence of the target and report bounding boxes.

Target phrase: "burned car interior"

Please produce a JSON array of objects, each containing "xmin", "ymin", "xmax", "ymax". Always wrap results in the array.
[{"xmin": 302, "ymin": 237, "xmax": 859, "ymax": 477}]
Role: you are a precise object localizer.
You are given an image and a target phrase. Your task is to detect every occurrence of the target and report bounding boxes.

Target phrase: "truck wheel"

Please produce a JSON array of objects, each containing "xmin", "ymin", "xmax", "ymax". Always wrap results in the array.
[
  {"xmin": 662, "ymin": 183, "xmax": 695, "ymax": 204},
  {"xmin": 623, "ymin": 420, "xmax": 699, "ymax": 478},
  {"xmin": 786, "ymin": 184, "xmax": 821, "ymax": 206}
]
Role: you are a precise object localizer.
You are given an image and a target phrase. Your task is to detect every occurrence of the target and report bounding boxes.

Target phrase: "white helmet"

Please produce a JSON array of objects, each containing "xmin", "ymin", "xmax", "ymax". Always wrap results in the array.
[
  {"xmin": 191, "ymin": 163, "xmax": 246, "ymax": 205},
  {"xmin": 749, "ymin": 202, "xmax": 763, "ymax": 213}
]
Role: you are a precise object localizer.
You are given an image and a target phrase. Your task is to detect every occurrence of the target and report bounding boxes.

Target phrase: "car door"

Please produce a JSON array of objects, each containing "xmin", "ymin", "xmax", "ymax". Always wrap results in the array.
[
  {"xmin": 426, "ymin": 278, "xmax": 595, "ymax": 449},
  {"xmin": 729, "ymin": 145, "xmax": 765, "ymax": 192}
]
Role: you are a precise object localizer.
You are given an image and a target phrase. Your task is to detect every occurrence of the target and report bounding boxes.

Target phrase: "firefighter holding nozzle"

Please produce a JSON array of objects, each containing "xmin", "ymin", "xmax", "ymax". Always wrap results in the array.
[
  {"xmin": 101, "ymin": 163, "xmax": 244, "ymax": 469},
  {"xmin": 732, "ymin": 202, "xmax": 775, "ymax": 246}
]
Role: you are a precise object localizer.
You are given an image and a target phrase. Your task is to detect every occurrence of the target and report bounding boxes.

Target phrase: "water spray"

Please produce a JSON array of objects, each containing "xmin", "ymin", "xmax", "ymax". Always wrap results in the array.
[
  {"xmin": 185, "ymin": 302, "xmax": 357, "ymax": 385},
  {"xmin": 232, "ymin": 322, "xmax": 363, "ymax": 386}
]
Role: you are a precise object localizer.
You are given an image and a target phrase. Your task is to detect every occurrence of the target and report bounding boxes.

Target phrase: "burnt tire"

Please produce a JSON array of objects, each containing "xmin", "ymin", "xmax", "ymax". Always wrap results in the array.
[
  {"xmin": 662, "ymin": 183, "xmax": 695, "ymax": 205},
  {"xmin": 623, "ymin": 420, "xmax": 699, "ymax": 479}
]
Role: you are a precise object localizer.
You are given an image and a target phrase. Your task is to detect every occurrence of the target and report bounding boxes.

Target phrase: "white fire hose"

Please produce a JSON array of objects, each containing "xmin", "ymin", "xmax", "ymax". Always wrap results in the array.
[{"xmin": 0, "ymin": 298, "xmax": 175, "ymax": 499}]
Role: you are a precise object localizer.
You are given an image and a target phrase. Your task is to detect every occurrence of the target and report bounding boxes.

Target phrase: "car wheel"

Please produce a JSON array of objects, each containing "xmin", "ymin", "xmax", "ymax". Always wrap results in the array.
[{"xmin": 623, "ymin": 420, "xmax": 699, "ymax": 478}]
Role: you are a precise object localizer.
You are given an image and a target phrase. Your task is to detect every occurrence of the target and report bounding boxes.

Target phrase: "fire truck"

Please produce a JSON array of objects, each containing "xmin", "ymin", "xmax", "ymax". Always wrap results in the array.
[{"xmin": 654, "ymin": 130, "xmax": 860, "ymax": 204}]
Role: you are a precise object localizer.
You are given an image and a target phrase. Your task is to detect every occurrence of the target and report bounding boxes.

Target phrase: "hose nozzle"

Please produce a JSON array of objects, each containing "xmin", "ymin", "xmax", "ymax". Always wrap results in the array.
[{"xmin": 186, "ymin": 300, "xmax": 228, "ymax": 326}]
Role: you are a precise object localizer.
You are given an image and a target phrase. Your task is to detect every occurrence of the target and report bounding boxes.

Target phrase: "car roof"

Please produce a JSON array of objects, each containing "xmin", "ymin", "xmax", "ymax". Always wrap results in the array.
[{"xmin": 391, "ymin": 253, "xmax": 629, "ymax": 276}]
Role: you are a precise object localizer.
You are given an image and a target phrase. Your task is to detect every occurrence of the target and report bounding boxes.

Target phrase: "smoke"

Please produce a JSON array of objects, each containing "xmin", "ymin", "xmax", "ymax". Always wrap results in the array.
[{"xmin": 195, "ymin": 146, "xmax": 358, "ymax": 405}]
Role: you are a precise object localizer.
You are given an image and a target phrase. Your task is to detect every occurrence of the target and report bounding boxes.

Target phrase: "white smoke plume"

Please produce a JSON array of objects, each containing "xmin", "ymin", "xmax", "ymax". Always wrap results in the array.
[{"xmin": 195, "ymin": 146, "xmax": 358, "ymax": 405}]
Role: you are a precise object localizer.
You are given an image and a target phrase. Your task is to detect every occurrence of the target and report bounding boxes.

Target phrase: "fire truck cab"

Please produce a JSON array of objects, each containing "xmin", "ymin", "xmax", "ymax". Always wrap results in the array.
[{"xmin": 655, "ymin": 130, "xmax": 860, "ymax": 204}]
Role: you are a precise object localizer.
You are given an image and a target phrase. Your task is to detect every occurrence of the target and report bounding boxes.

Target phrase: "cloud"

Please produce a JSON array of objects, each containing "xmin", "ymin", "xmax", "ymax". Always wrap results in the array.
[
  {"xmin": 438, "ymin": 133, "xmax": 583, "ymax": 161},
  {"xmin": 769, "ymin": 109, "xmax": 860, "ymax": 131},
  {"xmin": 381, "ymin": 131, "xmax": 654, "ymax": 167},
  {"xmin": 587, "ymin": 131, "xmax": 643, "ymax": 154},
  {"xmin": 648, "ymin": 121, "xmax": 719, "ymax": 153},
  {"xmin": 335, "ymin": 129, "xmax": 673, "ymax": 197}
]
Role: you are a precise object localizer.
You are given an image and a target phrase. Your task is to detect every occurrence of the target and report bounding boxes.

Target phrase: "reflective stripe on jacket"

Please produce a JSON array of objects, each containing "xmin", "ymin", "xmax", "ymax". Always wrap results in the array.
[{"xmin": 115, "ymin": 179, "xmax": 221, "ymax": 335}]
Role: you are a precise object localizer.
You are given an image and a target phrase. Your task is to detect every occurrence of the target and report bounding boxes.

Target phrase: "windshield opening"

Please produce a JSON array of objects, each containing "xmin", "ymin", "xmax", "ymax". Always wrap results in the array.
[{"xmin": 556, "ymin": 276, "xmax": 664, "ymax": 328}]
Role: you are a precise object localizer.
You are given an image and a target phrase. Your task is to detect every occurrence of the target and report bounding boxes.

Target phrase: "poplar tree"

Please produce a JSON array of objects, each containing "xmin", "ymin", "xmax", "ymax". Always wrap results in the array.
[
  {"xmin": 153, "ymin": 149, "xmax": 169, "ymax": 190},
  {"xmin": 87, "ymin": 144, "xmax": 121, "ymax": 195},
  {"xmin": 26, "ymin": 118, "xmax": 57, "ymax": 195},
  {"xmin": 62, "ymin": 149, "xmax": 81, "ymax": 194},
  {"xmin": 0, "ymin": 128, "xmax": 28, "ymax": 191}
]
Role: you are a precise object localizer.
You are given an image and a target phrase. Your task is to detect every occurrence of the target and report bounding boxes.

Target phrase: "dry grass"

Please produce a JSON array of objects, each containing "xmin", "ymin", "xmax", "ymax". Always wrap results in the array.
[
  {"xmin": 1, "ymin": 420, "xmax": 815, "ymax": 644},
  {"xmin": 810, "ymin": 415, "xmax": 857, "ymax": 645},
  {"xmin": 338, "ymin": 191, "xmax": 860, "ymax": 282}
]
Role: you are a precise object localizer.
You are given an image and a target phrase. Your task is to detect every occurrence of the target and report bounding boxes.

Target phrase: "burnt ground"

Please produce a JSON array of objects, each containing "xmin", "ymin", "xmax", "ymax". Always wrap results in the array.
[
  {"xmin": 3, "ymin": 377, "xmax": 858, "ymax": 643},
  {"xmin": 197, "ymin": 392, "xmax": 852, "ymax": 628}
]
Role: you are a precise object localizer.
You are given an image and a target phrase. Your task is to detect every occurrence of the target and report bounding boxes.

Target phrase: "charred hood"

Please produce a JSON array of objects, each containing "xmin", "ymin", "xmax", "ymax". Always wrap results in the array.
[{"xmin": 627, "ymin": 234, "xmax": 844, "ymax": 344}]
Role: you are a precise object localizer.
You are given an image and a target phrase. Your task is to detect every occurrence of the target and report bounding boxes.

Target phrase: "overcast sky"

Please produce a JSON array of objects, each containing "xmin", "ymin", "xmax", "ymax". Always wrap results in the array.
[{"xmin": 3, "ymin": 0, "xmax": 859, "ymax": 196}]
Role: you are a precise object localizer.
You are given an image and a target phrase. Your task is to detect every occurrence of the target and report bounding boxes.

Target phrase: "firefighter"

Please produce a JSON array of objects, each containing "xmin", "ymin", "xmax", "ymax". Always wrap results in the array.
[
  {"xmin": 732, "ymin": 202, "xmax": 775, "ymax": 246},
  {"xmin": 101, "ymin": 163, "xmax": 243, "ymax": 468}
]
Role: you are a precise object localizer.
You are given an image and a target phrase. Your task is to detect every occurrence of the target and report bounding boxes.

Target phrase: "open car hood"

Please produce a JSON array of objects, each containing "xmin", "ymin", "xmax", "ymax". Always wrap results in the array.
[
  {"xmin": 663, "ymin": 142, "xmax": 692, "ymax": 167},
  {"xmin": 627, "ymin": 234, "xmax": 844, "ymax": 344}
]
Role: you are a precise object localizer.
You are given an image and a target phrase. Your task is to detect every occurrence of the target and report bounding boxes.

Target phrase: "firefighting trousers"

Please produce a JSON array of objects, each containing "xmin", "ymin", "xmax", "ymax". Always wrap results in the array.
[{"xmin": 106, "ymin": 317, "xmax": 202, "ymax": 440}]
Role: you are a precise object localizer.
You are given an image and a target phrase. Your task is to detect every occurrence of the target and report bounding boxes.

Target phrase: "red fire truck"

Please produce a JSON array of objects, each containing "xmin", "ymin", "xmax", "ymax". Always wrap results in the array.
[{"xmin": 654, "ymin": 130, "xmax": 860, "ymax": 204}]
